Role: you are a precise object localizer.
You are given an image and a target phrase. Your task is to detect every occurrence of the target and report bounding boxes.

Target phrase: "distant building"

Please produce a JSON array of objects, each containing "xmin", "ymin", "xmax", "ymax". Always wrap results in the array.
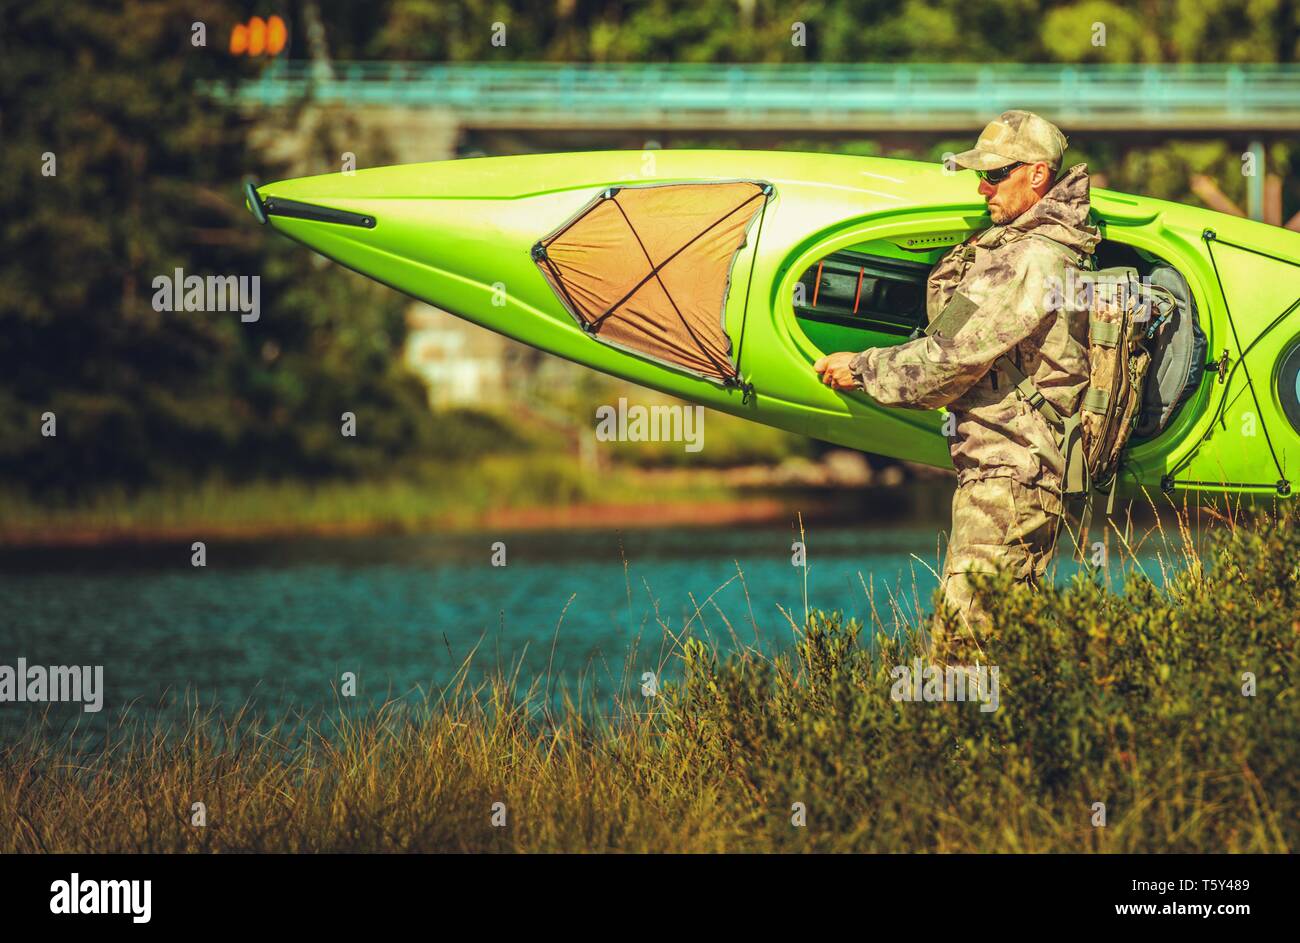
[
  {"xmin": 403, "ymin": 301, "xmax": 557, "ymax": 408},
  {"xmin": 404, "ymin": 302, "xmax": 506, "ymax": 407}
]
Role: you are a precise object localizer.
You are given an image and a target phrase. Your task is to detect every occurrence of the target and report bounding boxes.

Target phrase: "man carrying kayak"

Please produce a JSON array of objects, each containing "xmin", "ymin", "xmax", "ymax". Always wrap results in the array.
[{"xmin": 813, "ymin": 110, "xmax": 1100, "ymax": 659}]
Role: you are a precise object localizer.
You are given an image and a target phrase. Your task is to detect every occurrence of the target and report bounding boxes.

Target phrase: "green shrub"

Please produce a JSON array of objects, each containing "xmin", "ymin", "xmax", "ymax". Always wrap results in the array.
[{"xmin": 655, "ymin": 503, "xmax": 1298, "ymax": 851}]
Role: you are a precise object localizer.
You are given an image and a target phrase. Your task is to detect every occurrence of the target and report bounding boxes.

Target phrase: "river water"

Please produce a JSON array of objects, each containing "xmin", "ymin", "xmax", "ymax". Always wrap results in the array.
[{"xmin": 0, "ymin": 497, "xmax": 1177, "ymax": 742}]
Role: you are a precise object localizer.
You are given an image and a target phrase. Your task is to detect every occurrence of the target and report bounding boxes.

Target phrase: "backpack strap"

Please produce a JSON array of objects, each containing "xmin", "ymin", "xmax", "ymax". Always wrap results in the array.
[
  {"xmin": 995, "ymin": 244, "xmax": 1100, "ymax": 558},
  {"xmin": 996, "ymin": 354, "xmax": 1065, "ymax": 430},
  {"xmin": 996, "ymin": 353, "xmax": 1092, "ymax": 501}
]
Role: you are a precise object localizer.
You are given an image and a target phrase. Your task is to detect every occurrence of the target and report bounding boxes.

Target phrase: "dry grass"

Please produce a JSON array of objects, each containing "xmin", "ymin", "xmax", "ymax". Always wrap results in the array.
[{"xmin": 2, "ymin": 496, "xmax": 1295, "ymax": 852}]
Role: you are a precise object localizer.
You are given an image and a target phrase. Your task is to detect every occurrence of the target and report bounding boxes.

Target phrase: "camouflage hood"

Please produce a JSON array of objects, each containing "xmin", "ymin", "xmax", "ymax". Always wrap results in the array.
[{"xmin": 992, "ymin": 163, "xmax": 1101, "ymax": 257}]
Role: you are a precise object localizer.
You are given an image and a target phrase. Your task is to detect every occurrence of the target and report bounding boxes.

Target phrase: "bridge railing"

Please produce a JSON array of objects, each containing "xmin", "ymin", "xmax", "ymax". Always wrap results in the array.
[{"xmin": 220, "ymin": 61, "xmax": 1300, "ymax": 127}]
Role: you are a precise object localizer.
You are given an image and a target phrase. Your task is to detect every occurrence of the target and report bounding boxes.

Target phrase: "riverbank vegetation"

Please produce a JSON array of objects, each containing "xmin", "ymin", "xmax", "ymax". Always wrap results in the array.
[
  {"xmin": 4, "ymin": 502, "xmax": 1293, "ymax": 853},
  {"xmin": 0, "ymin": 456, "xmax": 746, "ymax": 544},
  {"xmin": 0, "ymin": 392, "xmax": 832, "ymax": 544}
]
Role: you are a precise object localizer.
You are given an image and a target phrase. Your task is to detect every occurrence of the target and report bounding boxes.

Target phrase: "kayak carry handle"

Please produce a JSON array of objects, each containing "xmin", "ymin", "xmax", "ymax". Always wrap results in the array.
[{"xmin": 244, "ymin": 178, "xmax": 267, "ymax": 225}]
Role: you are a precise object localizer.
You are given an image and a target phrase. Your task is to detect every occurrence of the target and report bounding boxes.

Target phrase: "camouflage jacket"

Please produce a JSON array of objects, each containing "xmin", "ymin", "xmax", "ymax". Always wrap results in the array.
[{"xmin": 850, "ymin": 164, "xmax": 1101, "ymax": 490}]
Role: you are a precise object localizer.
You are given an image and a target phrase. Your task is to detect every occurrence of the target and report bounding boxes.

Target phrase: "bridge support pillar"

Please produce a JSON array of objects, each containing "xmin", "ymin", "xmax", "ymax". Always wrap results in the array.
[{"xmin": 1247, "ymin": 139, "xmax": 1266, "ymax": 221}]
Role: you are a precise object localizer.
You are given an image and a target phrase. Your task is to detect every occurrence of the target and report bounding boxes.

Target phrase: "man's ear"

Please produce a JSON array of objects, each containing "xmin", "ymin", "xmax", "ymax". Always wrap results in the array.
[{"xmin": 1031, "ymin": 162, "xmax": 1055, "ymax": 193}]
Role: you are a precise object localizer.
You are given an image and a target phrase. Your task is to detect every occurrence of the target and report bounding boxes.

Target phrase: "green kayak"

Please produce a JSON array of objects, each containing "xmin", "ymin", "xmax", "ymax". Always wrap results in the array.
[{"xmin": 247, "ymin": 150, "xmax": 1300, "ymax": 498}]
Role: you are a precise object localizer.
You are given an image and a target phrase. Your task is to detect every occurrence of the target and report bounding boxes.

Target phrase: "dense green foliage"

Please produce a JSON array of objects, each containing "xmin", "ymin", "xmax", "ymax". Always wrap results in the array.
[
  {"xmin": 359, "ymin": 0, "xmax": 1300, "ymax": 64},
  {"xmin": 1, "ymin": 1, "xmax": 440, "ymax": 496},
  {"xmin": 4, "ymin": 505, "xmax": 1294, "ymax": 852}
]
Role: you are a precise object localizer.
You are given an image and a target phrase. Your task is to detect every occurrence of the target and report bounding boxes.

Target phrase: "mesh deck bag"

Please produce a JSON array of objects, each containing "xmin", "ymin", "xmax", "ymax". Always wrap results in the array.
[{"xmin": 531, "ymin": 181, "xmax": 771, "ymax": 385}]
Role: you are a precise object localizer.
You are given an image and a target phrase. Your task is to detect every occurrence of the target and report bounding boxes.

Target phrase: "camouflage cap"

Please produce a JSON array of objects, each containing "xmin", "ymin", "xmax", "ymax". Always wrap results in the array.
[{"xmin": 952, "ymin": 110, "xmax": 1068, "ymax": 172}]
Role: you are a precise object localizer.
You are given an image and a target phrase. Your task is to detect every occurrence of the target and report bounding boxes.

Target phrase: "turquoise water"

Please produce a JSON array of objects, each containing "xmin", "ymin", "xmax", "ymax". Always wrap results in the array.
[{"xmin": 0, "ymin": 509, "xmax": 1169, "ymax": 741}]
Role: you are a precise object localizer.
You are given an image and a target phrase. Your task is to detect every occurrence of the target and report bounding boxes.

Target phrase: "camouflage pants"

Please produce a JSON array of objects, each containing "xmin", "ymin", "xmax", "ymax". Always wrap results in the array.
[{"xmin": 933, "ymin": 477, "xmax": 1063, "ymax": 659}]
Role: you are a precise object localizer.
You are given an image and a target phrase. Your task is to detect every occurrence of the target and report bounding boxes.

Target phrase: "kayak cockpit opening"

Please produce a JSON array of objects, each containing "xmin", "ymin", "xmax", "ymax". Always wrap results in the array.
[
  {"xmin": 795, "ymin": 250, "xmax": 931, "ymax": 339},
  {"xmin": 793, "ymin": 239, "xmax": 933, "ymax": 356}
]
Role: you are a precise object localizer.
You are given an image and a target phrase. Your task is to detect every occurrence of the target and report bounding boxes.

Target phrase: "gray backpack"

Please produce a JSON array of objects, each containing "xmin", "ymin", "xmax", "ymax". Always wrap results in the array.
[{"xmin": 1133, "ymin": 263, "xmax": 1207, "ymax": 440}]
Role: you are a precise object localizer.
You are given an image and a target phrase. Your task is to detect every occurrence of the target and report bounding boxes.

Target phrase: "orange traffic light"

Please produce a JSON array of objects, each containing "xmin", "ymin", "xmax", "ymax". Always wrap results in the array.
[
  {"xmin": 267, "ymin": 15, "xmax": 286, "ymax": 54},
  {"xmin": 248, "ymin": 16, "xmax": 266, "ymax": 56},
  {"xmin": 230, "ymin": 15, "xmax": 287, "ymax": 56}
]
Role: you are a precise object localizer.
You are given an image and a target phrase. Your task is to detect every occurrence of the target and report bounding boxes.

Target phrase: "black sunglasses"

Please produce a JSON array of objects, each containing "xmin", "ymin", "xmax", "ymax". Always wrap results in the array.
[{"xmin": 975, "ymin": 161, "xmax": 1025, "ymax": 184}]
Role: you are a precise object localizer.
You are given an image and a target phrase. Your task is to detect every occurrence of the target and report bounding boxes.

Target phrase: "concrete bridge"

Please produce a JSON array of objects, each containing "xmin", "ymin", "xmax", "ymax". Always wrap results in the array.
[
  {"xmin": 227, "ymin": 61, "xmax": 1299, "ymax": 221},
  {"xmin": 230, "ymin": 61, "xmax": 1300, "ymax": 134}
]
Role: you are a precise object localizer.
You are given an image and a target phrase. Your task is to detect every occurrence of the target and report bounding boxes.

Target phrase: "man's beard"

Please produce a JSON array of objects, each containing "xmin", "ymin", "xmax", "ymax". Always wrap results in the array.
[{"xmin": 988, "ymin": 196, "xmax": 1028, "ymax": 225}]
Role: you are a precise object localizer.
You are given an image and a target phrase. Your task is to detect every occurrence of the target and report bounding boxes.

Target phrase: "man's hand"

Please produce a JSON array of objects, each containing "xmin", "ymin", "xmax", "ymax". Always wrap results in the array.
[{"xmin": 813, "ymin": 351, "xmax": 861, "ymax": 391}]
